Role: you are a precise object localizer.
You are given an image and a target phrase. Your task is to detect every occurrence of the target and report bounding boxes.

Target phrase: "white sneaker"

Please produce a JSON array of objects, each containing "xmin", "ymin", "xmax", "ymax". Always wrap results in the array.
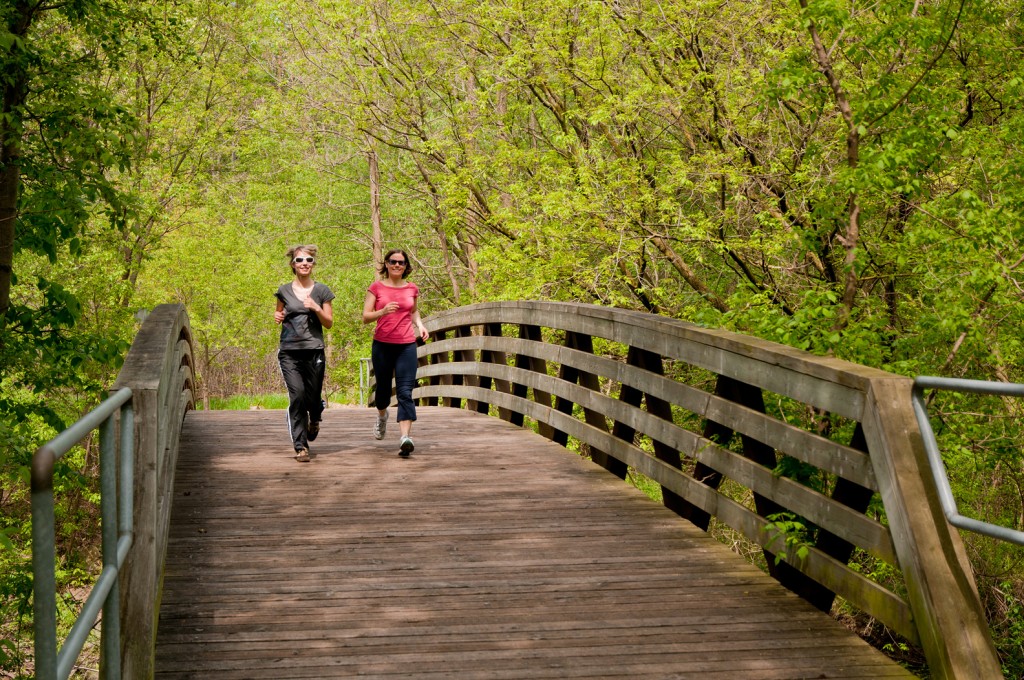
[
  {"xmin": 399, "ymin": 436, "xmax": 414, "ymax": 457},
  {"xmin": 373, "ymin": 412, "xmax": 387, "ymax": 440}
]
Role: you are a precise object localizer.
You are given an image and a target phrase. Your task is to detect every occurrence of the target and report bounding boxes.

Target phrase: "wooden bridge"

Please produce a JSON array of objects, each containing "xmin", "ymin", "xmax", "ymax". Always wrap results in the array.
[
  {"xmin": 93, "ymin": 303, "xmax": 1004, "ymax": 678},
  {"xmin": 154, "ymin": 407, "xmax": 914, "ymax": 679}
]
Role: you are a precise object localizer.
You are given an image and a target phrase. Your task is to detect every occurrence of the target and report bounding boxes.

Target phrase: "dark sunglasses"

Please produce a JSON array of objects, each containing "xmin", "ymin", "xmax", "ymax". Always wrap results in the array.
[
  {"xmin": 293, "ymin": 257, "xmax": 315, "ymax": 264},
  {"xmin": 387, "ymin": 258, "xmax": 407, "ymax": 266}
]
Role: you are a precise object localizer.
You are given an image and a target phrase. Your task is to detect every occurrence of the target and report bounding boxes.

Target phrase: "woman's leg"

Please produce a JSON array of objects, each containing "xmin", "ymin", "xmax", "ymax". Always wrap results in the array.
[
  {"xmin": 371, "ymin": 341, "xmax": 397, "ymax": 410},
  {"xmin": 393, "ymin": 342, "xmax": 419, "ymax": 455},
  {"xmin": 278, "ymin": 350, "xmax": 309, "ymax": 452},
  {"xmin": 393, "ymin": 342, "xmax": 418, "ymax": 425},
  {"xmin": 371, "ymin": 340, "xmax": 397, "ymax": 438},
  {"xmin": 305, "ymin": 349, "xmax": 326, "ymax": 439}
]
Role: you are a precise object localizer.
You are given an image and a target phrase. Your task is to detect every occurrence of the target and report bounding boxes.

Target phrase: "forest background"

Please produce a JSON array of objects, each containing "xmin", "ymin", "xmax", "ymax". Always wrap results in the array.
[{"xmin": 2, "ymin": 0, "xmax": 1023, "ymax": 676}]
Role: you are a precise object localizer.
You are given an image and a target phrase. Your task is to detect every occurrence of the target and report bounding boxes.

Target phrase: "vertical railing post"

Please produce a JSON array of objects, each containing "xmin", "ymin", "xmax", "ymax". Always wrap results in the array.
[
  {"xmin": 31, "ymin": 450, "xmax": 58, "ymax": 680},
  {"xmin": 626, "ymin": 348, "xmax": 690, "ymax": 516},
  {"xmin": 482, "ymin": 323, "xmax": 512, "ymax": 420},
  {"xmin": 451, "ymin": 324, "xmax": 473, "ymax": 410},
  {"xmin": 421, "ymin": 331, "xmax": 446, "ymax": 405},
  {"xmin": 119, "ymin": 403, "xmax": 134, "ymax": 558},
  {"xmin": 605, "ymin": 346, "xmax": 646, "ymax": 480},
  {"xmin": 99, "ymin": 416, "xmax": 121, "ymax": 680},
  {"xmin": 804, "ymin": 424, "xmax": 874, "ymax": 612},
  {"xmin": 509, "ymin": 324, "xmax": 529, "ymax": 427},
  {"xmin": 516, "ymin": 324, "xmax": 554, "ymax": 439},
  {"xmin": 552, "ymin": 331, "xmax": 610, "ymax": 449},
  {"xmin": 425, "ymin": 330, "xmax": 448, "ymax": 407}
]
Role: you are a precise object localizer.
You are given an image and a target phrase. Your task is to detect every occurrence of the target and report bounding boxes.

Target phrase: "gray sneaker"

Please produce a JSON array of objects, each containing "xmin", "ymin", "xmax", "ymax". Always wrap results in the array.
[
  {"xmin": 399, "ymin": 436, "xmax": 414, "ymax": 457},
  {"xmin": 373, "ymin": 412, "xmax": 388, "ymax": 440}
]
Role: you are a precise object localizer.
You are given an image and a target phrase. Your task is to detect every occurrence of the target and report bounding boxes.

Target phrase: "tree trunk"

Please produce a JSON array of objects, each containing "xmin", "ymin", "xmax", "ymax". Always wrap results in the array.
[
  {"xmin": 0, "ymin": 4, "xmax": 34, "ymax": 331},
  {"xmin": 0, "ymin": 153, "xmax": 16, "ymax": 329},
  {"xmin": 367, "ymin": 136, "xmax": 382, "ymax": 270}
]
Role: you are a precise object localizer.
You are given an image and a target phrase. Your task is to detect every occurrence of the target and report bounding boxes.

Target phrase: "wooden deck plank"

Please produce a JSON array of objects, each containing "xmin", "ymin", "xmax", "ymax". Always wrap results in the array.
[{"xmin": 155, "ymin": 408, "xmax": 916, "ymax": 679}]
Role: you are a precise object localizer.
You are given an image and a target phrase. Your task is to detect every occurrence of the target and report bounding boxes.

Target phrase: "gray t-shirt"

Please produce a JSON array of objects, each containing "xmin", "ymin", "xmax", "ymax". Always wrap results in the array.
[{"xmin": 275, "ymin": 282, "xmax": 335, "ymax": 350}]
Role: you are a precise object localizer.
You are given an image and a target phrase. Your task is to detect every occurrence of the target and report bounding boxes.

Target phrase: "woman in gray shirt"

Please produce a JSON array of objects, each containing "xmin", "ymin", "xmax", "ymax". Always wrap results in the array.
[{"xmin": 274, "ymin": 244, "xmax": 335, "ymax": 462}]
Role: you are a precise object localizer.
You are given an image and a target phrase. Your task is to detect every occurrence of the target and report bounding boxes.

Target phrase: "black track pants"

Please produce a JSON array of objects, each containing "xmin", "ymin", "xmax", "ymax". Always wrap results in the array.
[
  {"xmin": 371, "ymin": 340, "xmax": 418, "ymax": 422},
  {"xmin": 278, "ymin": 348, "xmax": 326, "ymax": 451}
]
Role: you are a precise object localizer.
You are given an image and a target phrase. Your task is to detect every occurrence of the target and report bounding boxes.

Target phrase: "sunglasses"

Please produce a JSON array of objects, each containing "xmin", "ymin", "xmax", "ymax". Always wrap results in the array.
[
  {"xmin": 293, "ymin": 257, "xmax": 315, "ymax": 264},
  {"xmin": 387, "ymin": 258, "xmax": 407, "ymax": 266}
]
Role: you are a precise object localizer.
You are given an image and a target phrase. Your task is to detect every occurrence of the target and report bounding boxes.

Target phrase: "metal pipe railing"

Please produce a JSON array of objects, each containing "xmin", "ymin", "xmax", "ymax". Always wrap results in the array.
[
  {"xmin": 31, "ymin": 387, "xmax": 134, "ymax": 680},
  {"xmin": 359, "ymin": 356, "xmax": 373, "ymax": 405},
  {"xmin": 912, "ymin": 375, "xmax": 1024, "ymax": 546}
]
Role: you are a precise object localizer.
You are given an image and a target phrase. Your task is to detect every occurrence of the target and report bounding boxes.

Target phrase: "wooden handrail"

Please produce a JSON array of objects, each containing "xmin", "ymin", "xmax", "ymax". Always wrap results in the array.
[
  {"xmin": 416, "ymin": 301, "xmax": 1001, "ymax": 680},
  {"xmin": 111, "ymin": 304, "xmax": 194, "ymax": 678}
]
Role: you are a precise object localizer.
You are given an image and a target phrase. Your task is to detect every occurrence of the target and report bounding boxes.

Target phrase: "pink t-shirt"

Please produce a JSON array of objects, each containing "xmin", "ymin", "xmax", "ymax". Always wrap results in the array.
[{"xmin": 369, "ymin": 280, "xmax": 420, "ymax": 344}]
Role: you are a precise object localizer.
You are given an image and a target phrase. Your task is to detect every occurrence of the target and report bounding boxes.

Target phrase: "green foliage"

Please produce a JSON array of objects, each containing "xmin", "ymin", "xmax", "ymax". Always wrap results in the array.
[
  {"xmin": 763, "ymin": 512, "xmax": 812, "ymax": 566},
  {"xmin": 626, "ymin": 469, "xmax": 663, "ymax": 504},
  {"xmin": 986, "ymin": 579, "xmax": 1024, "ymax": 678},
  {"xmin": 202, "ymin": 393, "xmax": 291, "ymax": 410},
  {"xmin": 4, "ymin": 0, "xmax": 1024, "ymax": 673}
]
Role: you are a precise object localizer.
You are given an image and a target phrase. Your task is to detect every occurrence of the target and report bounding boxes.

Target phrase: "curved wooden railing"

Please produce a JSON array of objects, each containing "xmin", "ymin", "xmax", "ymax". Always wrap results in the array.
[
  {"xmin": 415, "ymin": 301, "xmax": 1001, "ymax": 680},
  {"xmin": 111, "ymin": 304, "xmax": 195, "ymax": 677}
]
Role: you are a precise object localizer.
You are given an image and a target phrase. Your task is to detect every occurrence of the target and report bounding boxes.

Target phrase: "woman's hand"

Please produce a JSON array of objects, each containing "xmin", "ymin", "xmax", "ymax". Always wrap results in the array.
[{"xmin": 380, "ymin": 301, "xmax": 399, "ymax": 316}]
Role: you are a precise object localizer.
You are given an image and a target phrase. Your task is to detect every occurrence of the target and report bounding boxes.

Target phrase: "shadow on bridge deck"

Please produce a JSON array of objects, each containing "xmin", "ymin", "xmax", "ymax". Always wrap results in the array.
[{"xmin": 155, "ymin": 407, "xmax": 915, "ymax": 679}]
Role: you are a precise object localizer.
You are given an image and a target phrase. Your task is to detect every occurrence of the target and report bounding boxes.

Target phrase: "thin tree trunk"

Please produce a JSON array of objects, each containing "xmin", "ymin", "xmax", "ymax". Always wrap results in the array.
[
  {"xmin": 367, "ymin": 136, "xmax": 382, "ymax": 269},
  {"xmin": 800, "ymin": 0, "xmax": 862, "ymax": 332},
  {"xmin": 0, "ymin": 156, "xmax": 16, "ymax": 330}
]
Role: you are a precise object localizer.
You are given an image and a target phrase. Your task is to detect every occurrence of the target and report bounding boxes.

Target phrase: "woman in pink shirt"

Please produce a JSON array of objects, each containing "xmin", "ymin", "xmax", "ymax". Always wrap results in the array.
[{"xmin": 362, "ymin": 248, "xmax": 429, "ymax": 456}]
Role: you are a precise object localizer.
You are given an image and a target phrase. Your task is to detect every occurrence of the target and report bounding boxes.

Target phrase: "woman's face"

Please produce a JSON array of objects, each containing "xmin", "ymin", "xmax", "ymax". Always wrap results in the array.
[
  {"xmin": 385, "ymin": 252, "xmax": 407, "ymax": 276},
  {"xmin": 292, "ymin": 250, "xmax": 315, "ymax": 275}
]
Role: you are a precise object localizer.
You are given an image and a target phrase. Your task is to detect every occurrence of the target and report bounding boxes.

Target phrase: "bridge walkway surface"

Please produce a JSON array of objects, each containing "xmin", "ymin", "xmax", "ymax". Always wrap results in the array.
[{"xmin": 154, "ymin": 407, "xmax": 916, "ymax": 679}]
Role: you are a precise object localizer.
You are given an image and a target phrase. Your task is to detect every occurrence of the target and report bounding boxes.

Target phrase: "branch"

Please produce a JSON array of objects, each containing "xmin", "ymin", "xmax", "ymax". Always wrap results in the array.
[
  {"xmin": 644, "ymin": 226, "xmax": 729, "ymax": 313},
  {"xmin": 867, "ymin": 0, "xmax": 967, "ymax": 129}
]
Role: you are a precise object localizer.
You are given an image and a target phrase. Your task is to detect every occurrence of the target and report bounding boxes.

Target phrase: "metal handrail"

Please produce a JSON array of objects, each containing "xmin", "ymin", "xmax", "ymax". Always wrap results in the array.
[
  {"xmin": 32, "ymin": 387, "xmax": 134, "ymax": 680},
  {"xmin": 359, "ymin": 356, "xmax": 372, "ymax": 405},
  {"xmin": 912, "ymin": 375, "xmax": 1024, "ymax": 546}
]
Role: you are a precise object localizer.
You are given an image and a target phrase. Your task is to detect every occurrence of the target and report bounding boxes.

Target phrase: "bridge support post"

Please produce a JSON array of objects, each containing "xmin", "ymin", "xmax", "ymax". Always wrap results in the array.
[
  {"xmin": 118, "ymin": 387, "xmax": 159, "ymax": 679},
  {"xmin": 863, "ymin": 378, "xmax": 1001, "ymax": 680}
]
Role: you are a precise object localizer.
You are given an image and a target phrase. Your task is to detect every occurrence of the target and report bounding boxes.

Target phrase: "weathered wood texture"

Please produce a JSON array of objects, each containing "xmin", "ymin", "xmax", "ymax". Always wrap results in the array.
[
  {"xmin": 112, "ymin": 303, "xmax": 195, "ymax": 679},
  {"xmin": 155, "ymin": 408, "xmax": 915, "ymax": 679},
  {"xmin": 413, "ymin": 301, "xmax": 1001, "ymax": 680}
]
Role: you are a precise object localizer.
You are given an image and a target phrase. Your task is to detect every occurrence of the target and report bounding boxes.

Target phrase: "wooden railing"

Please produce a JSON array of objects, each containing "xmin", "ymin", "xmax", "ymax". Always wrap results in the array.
[
  {"xmin": 415, "ymin": 301, "xmax": 1001, "ymax": 680},
  {"xmin": 111, "ymin": 304, "xmax": 194, "ymax": 678}
]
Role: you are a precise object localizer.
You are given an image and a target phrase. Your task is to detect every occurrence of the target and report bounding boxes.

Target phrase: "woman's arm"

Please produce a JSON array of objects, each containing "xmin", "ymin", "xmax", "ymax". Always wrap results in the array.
[
  {"xmin": 318, "ymin": 300, "xmax": 334, "ymax": 329},
  {"xmin": 303, "ymin": 295, "xmax": 334, "ymax": 329},
  {"xmin": 274, "ymin": 299, "xmax": 285, "ymax": 324},
  {"xmin": 362, "ymin": 290, "xmax": 379, "ymax": 324},
  {"xmin": 410, "ymin": 301, "xmax": 429, "ymax": 341}
]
